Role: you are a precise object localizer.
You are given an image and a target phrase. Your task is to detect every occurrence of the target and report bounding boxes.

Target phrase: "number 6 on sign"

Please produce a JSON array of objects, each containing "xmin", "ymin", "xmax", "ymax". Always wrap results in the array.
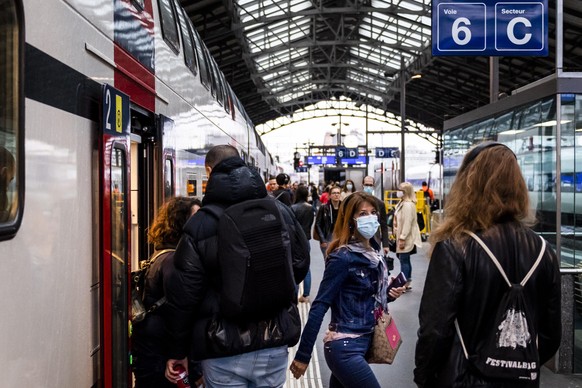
[{"xmin": 452, "ymin": 17, "xmax": 472, "ymax": 45}]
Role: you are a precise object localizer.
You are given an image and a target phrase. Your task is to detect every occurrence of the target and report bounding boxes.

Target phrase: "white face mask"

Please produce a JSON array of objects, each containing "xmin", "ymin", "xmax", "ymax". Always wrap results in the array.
[
  {"xmin": 346, "ymin": 184, "xmax": 353, "ymax": 190},
  {"xmin": 355, "ymin": 215, "xmax": 380, "ymax": 239}
]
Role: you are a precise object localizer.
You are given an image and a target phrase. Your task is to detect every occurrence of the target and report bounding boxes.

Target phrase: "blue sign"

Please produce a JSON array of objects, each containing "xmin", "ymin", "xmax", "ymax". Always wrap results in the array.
[
  {"xmin": 375, "ymin": 147, "xmax": 400, "ymax": 158},
  {"xmin": 433, "ymin": 0, "xmax": 547, "ymax": 56},
  {"xmin": 102, "ymin": 84, "xmax": 130, "ymax": 136},
  {"xmin": 341, "ymin": 155, "xmax": 367, "ymax": 165},
  {"xmin": 336, "ymin": 147, "xmax": 347, "ymax": 158},
  {"xmin": 307, "ymin": 156, "xmax": 335, "ymax": 165},
  {"xmin": 336, "ymin": 147, "xmax": 359, "ymax": 159}
]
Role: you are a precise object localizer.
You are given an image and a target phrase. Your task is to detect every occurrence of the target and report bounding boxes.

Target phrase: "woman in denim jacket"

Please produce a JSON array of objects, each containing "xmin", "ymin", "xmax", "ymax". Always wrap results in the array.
[{"xmin": 290, "ymin": 192, "xmax": 405, "ymax": 387}]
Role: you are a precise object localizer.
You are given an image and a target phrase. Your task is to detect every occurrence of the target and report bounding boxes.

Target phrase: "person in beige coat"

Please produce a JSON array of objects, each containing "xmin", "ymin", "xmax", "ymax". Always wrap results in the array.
[{"xmin": 394, "ymin": 182, "xmax": 422, "ymax": 290}]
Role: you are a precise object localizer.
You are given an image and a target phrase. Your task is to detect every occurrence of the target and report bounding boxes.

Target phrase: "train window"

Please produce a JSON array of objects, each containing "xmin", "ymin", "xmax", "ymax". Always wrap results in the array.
[
  {"xmin": 158, "ymin": 0, "xmax": 180, "ymax": 54},
  {"xmin": 207, "ymin": 53, "xmax": 217, "ymax": 98},
  {"xmin": 132, "ymin": 0, "xmax": 144, "ymax": 11},
  {"xmin": 0, "ymin": 0, "xmax": 23, "ymax": 240},
  {"xmin": 164, "ymin": 157, "xmax": 174, "ymax": 198},
  {"xmin": 177, "ymin": 4, "xmax": 197, "ymax": 75},
  {"xmin": 216, "ymin": 71, "xmax": 226, "ymax": 107},
  {"xmin": 187, "ymin": 177, "xmax": 197, "ymax": 196},
  {"xmin": 190, "ymin": 27, "xmax": 210, "ymax": 89}
]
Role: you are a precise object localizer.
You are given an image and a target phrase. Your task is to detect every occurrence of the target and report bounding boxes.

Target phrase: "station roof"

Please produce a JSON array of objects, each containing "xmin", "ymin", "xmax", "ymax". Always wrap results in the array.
[{"xmin": 181, "ymin": 0, "xmax": 582, "ymax": 131}]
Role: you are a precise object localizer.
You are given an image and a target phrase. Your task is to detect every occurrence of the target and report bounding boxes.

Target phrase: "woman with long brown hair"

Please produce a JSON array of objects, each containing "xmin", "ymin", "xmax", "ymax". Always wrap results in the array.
[
  {"xmin": 132, "ymin": 196, "xmax": 201, "ymax": 388},
  {"xmin": 414, "ymin": 142, "xmax": 561, "ymax": 387},
  {"xmin": 290, "ymin": 192, "xmax": 405, "ymax": 387}
]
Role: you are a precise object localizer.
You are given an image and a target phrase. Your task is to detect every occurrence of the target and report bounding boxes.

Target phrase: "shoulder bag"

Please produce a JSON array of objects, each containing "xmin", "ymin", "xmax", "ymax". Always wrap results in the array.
[{"xmin": 366, "ymin": 308, "xmax": 402, "ymax": 364}]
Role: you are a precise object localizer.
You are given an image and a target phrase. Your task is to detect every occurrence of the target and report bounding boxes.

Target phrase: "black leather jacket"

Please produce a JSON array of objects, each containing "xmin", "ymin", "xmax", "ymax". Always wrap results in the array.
[
  {"xmin": 414, "ymin": 222, "xmax": 561, "ymax": 388},
  {"xmin": 164, "ymin": 157, "xmax": 310, "ymax": 361}
]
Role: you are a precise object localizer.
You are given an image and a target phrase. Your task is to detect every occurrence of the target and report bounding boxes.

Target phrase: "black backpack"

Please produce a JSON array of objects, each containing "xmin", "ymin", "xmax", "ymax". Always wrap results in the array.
[
  {"xmin": 203, "ymin": 198, "xmax": 296, "ymax": 320},
  {"xmin": 131, "ymin": 249, "xmax": 175, "ymax": 322},
  {"xmin": 455, "ymin": 232, "xmax": 546, "ymax": 381}
]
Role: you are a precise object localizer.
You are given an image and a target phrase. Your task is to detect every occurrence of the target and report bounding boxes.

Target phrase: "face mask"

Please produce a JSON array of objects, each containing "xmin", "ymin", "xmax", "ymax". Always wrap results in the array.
[
  {"xmin": 363, "ymin": 186, "xmax": 374, "ymax": 194},
  {"xmin": 396, "ymin": 191, "xmax": 403, "ymax": 198},
  {"xmin": 356, "ymin": 215, "xmax": 380, "ymax": 239},
  {"xmin": 346, "ymin": 184, "xmax": 353, "ymax": 190}
]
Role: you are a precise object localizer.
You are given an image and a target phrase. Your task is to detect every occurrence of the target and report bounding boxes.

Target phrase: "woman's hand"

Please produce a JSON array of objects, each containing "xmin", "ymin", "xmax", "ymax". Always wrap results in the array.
[
  {"xmin": 165, "ymin": 358, "xmax": 188, "ymax": 383},
  {"xmin": 320, "ymin": 242, "xmax": 328, "ymax": 248},
  {"xmin": 388, "ymin": 286, "xmax": 406, "ymax": 300},
  {"xmin": 398, "ymin": 238, "xmax": 406, "ymax": 250},
  {"xmin": 290, "ymin": 360, "xmax": 308, "ymax": 379}
]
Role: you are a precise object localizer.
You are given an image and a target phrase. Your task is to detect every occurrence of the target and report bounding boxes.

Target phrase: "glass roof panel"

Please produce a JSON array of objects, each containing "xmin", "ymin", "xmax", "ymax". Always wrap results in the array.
[{"xmin": 234, "ymin": 0, "xmax": 432, "ymax": 112}]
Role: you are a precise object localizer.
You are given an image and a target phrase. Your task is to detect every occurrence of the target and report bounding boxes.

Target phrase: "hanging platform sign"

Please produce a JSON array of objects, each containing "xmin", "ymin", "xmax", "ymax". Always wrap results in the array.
[{"xmin": 432, "ymin": 0, "xmax": 548, "ymax": 56}]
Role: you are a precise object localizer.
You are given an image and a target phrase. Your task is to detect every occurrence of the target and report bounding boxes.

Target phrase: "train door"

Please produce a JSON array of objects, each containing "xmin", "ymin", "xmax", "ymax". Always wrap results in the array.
[
  {"xmin": 130, "ymin": 107, "xmax": 161, "ymax": 270},
  {"xmin": 100, "ymin": 85, "xmax": 131, "ymax": 388}
]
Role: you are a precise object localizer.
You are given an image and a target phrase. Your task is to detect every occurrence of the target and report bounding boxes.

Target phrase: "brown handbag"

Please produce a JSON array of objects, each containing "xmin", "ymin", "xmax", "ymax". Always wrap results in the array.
[{"xmin": 366, "ymin": 311, "xmax": 402, "ymax": 364}]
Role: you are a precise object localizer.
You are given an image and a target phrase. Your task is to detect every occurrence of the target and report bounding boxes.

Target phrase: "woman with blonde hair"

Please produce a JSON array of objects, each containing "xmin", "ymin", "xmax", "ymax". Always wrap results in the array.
[
  {"xmin": 414, "ymin": 142, "xmax": 561, "ymax": 387},
  {"xmin": 290, "ymin": 192, "xmax": 405, "ymax": 387},
  {"xmin": 393, "ymin": 181, "xmax": 422, "ymax": 290}
]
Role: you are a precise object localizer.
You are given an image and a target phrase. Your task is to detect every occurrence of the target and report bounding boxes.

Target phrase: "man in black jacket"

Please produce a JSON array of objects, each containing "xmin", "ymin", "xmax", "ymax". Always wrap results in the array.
[{"xmin": 164, "ymin": 145, "xmax": 309, "ymax": 387}]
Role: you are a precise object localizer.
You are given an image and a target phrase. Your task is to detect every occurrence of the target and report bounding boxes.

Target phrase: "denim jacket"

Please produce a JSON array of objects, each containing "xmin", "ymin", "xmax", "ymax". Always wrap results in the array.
[{"xmin": 294, "ymin": 246, "xmax": 379, "ymax": 364}]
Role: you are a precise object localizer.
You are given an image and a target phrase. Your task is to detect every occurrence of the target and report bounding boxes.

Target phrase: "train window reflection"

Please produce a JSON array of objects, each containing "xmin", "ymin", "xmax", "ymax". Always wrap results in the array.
[{"xmin": 0, "ymin": 0, "xmax": 22, "ymax": 239}]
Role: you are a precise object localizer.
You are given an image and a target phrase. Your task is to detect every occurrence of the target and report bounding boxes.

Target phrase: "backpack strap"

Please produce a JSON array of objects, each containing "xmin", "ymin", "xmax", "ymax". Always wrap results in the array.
[
  {"xmin": 466, "ymin": 231, "xmax": 546, "ymax": 287},
  {"xmin": 455, "ymin": 232, "xmax": 546, "ymax": 360},
  {"xmin": 142, "ymin": 249, "xmax": 175, "ymax": 313}
]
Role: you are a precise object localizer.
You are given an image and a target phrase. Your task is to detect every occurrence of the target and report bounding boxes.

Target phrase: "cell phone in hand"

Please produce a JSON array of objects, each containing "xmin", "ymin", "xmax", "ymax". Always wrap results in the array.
[{"xmin": 387, "ymin": 272, "xmax": 407, "ymax": 291}]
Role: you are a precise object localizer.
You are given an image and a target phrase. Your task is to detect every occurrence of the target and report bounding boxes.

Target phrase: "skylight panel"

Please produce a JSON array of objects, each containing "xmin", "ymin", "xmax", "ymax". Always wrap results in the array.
[{"xmin": 399, "ymin": 0, "xmax": 425, "ymax": 12}]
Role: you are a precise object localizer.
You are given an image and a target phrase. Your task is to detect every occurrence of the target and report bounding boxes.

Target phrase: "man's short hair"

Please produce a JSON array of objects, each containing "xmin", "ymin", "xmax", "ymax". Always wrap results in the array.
[
  {"xmin": 363, "ymin": 176, "xmax": 375, "ymax": 184},
  {"xmin": 205, "ymin": 145, "xmax": 240, "ymax": 168},
  {"xmin": 422, "ymin": 181, "xmax": 428, "ymax": 186}
]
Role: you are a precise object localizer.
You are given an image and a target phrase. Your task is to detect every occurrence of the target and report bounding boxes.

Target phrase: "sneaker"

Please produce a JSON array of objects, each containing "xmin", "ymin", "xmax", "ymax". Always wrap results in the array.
[{"xmin": 298, "ymin": 296, "xmax": 310, "ymax": 303}]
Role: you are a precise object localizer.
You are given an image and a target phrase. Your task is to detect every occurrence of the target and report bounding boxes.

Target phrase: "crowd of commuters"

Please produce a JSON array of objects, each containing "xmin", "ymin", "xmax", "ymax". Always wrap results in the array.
[{"xmin": 131, "ymin": 142, "xmax": 561, "ymax": 388}]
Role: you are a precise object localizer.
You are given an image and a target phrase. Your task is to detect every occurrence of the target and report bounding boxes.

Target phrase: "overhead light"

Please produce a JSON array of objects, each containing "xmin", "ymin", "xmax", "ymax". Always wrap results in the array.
[
  {"xmin": 410, "ymin": 72, "xmax": 422, "ymax": 80},
  {"xmin": 534, "ymin": 120, "xmax": 571, "ymax": 127},
  {"xmin": 499, "ymin": 129, "xmax": 525, "ymax": 135}
]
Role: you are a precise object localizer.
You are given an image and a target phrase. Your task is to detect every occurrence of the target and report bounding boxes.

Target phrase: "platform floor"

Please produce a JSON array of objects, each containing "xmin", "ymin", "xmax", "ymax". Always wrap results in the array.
[{"xmin": 286, "ymin": 239, "xmax": 582, "ymax": 388}]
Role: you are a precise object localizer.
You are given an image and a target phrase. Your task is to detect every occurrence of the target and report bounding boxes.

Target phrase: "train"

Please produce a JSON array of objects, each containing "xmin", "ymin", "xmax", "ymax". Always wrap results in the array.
[{"xmin": 0, "ymin": 1, "xmax": 276, "ymax": 386}]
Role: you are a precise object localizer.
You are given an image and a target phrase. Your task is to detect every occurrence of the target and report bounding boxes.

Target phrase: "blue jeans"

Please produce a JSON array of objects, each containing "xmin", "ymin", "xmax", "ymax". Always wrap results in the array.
[
  {"xmin": 202, "ymin": 346, "xmax": 288, "ymax": 388},
  {"xmin": 324, "ymin": 334, "xmax": 380, "ymax": 388},
  {"xmin": 398, "ymin": 251, "xmax": 412, "ymax": 281},
  {"xmin": 302, "ymin": 244, "xmax": 312, "ymax": 296},
  {"xmin": 302, "ymin": 269, "xmax": 312, "ymax": 297}
]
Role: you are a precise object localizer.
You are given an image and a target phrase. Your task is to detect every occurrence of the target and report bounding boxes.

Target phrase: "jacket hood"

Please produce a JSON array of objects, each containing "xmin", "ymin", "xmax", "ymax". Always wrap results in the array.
[{"xmin": 203, "ymin": 156, "xmax": 268, "ymax": 206}]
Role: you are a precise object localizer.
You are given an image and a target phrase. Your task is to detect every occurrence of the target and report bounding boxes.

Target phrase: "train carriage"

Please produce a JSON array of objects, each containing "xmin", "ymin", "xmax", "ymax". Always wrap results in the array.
[{"xmin": 0, "ymin": 1, "xmax": 275, "ymax": 386}]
